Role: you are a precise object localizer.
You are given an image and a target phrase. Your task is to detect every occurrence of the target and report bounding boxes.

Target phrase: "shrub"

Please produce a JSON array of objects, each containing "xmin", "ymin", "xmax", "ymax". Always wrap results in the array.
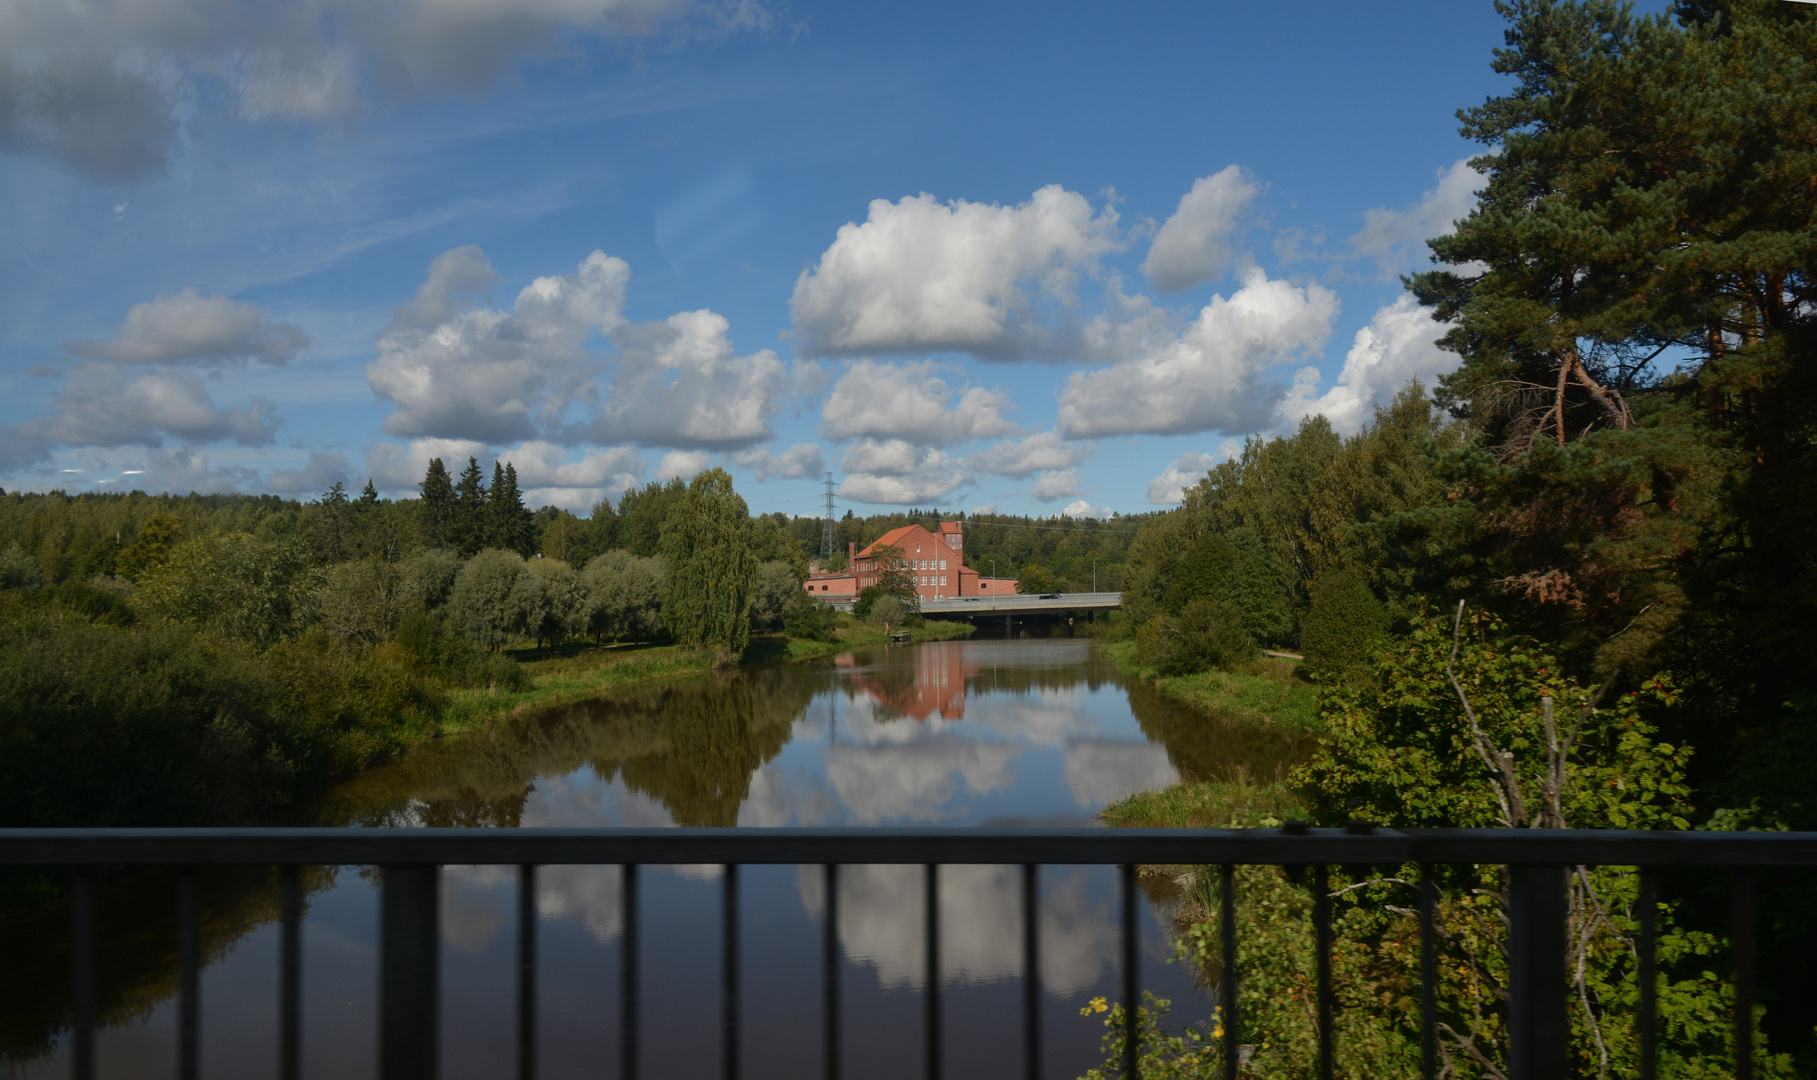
[
  {"xmin": 1299, "ymin": 566, "xmax": 1389, "ymax": 680},
  {"xmin": 446, "ymin": 548, "xmax": 528, "ymax": 649},
  {"xmin": 582, "ymin": 550, "xmax": 665, "ymax": 641},
  {"xmin": 852, "ymin": 585, "xmax": 882, "ymax": 620},
  {"xmin": 749, "ymin": 560, "xmax": 801, "ymax": 630},
  {"xmin": 133, "ymin": 533, "xmax": 319, "ymax": 646},
  {"xmin": 783, "ymin": 591, "xmax": 839, "ymax": 642},
  {"xmin": 1134, "ymin": 596, "xmax": 1255, "ymax": 676}
]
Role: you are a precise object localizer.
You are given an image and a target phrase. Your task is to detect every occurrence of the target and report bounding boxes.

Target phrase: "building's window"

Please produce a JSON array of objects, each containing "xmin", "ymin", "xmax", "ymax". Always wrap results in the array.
[{"xmin": 939, "ymin": 559, "xmax": 946, "ymax": 570}]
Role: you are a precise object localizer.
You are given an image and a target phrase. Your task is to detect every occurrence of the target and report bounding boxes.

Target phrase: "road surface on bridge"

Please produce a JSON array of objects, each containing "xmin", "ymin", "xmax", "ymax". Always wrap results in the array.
[{"xmin": 917, "ymin": 591, "xmax": 1122, "ymax": 618}]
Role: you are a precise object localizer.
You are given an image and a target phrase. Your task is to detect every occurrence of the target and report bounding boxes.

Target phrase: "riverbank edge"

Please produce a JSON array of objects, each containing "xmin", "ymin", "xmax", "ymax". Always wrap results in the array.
[
  {"xmin": 1097, "ymin": 639, "xmax": 1320, "ymax": 829},
  {"xmin": 431, "ymin": 616, "xmax": 977, "ymax": 740}
]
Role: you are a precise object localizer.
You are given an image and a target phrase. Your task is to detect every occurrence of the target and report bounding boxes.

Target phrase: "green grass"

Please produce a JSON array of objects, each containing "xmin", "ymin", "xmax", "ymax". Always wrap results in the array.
[
  {"xmin": 1100, "ymin": 640, "xmax": 1321, "ymax": 731},
  {"xmin": 1097, "ymin": 639, "xmax": 1323, "ymax": 829},
  {"xmin": 1101, "ymin": 776, "xmax": 1308, "ymax": 829}
]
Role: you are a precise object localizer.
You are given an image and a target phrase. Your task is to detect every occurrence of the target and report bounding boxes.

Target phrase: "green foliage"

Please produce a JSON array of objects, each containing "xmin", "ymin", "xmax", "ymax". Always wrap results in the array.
[
  {"xmin": 133, "ymin": 533, "xmax": 319, "ymax": 647},
  {"xmin": 748, "ymin": 559, "xmax": 802, "ymax": 631},
  {"xmin": 0, "ymin": 613, "xmax": 432, "ymax": 826},
  {"xmin": 0, "ymin": 544, "xmax": 47, "ymax": 591},
  {"xmin": 782, "ymin": 591, "xmax": 838, "ymax": 642},
  {"xmin": 486, "ymin": 461, "xmax": 534, "ymax": 556},
  {"xmin": 1134, "ymin": 596, "xmax": 1255, "ymax": 677},
  {"xmin": 866, "ymin": 593, "xmax": 917, "ymax": 628},
  {"xmin": 1014, "ymin": 564, "xmax": 1056, "ymax": 594},
  {"xmin": 445, "ymin": 548, "xmax": 528, "ymax": 650},
  {"xmin": 616, "ymin": 478, "xmax": 687, "ymax": 557},
  {"xmin": 451, "ymin": 457, "xmax": 488, "ymax": 557},
  {"xmin": 1299, "ymin": 566, "xmax": 1390, "ymax": 681},
  {"xmin": 116, "ymin": 511, "xmax": 182, "ymax": 580},
  {"xmin": 582, "ymin": 550, "xmax": 665, "ymax": 641},
  {"xmin": 660, "ymin": 469, "xmax": 757, "ymax": 654},
  {"xmin": 315, "ymin": 557, "xmax": 416, "ymax": 647},
  {"xmin": 851, "ymin": 585, "xmax": 882, "ymax": 620},
  {"xmin": 418, "ymin": 457, "xmax": 455, "ymax": 548},
  {"xmin": 514, "ymin": 557, "xmax": 588, "ymax": 648}
]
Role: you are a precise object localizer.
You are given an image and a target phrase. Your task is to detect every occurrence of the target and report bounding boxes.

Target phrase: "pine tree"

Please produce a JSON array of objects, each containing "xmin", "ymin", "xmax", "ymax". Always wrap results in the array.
[
  {"xmin": 419, "ymin": 458, "xmax": 456, "ymax": 549},
  {"xmin": 487, "ymin": 461, "xmax": 533, "ymax": 556},
  {"xmin": 358, "ymin": 479, "xmax": 379, "ymax": 509},
  {"xmin": 452, "ymin": 457, "xmax": 488, "ymax": 557},
  {"xmin": 318, "ymin": 481, "xmax": 350, "ymax": 562}
]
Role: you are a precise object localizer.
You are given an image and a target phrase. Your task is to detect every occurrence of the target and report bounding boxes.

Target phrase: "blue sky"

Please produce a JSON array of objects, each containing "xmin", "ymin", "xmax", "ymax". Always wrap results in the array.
[{"xmin": 0, "ymin": 1, "xmax": 1647, "ymax": 520}]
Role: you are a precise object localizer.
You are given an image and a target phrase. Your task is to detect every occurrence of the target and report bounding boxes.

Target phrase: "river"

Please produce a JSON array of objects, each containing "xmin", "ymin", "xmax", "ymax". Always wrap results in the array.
[{"xmin": 4, "ymin": 634, "xmax": 1314, "ymax": 1079}]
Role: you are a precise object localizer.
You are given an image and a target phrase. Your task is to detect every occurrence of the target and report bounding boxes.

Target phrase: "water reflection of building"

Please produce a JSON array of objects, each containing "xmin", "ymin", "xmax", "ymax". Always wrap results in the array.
[{"xmin": 840, "ymin": 643, "xmax": 982, "ymax": 721}]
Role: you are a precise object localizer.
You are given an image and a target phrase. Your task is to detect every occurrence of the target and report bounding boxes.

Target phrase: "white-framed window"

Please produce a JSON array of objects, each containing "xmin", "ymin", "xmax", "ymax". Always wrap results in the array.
[{"xmin": 939, "ymin": 559, "xmax": 946, "ymax": 570}]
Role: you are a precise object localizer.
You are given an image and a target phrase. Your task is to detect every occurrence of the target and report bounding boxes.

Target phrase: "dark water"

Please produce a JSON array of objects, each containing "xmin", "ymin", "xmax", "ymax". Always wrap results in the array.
[{"xmin": 4, "ymin": 636, "xmax": 1313, "ymax": 1080}]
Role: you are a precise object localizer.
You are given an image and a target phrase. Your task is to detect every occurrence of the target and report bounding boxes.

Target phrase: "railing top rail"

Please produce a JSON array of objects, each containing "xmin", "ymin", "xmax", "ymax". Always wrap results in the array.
[{"xmin": 6, "ymin": 826, "xmax": 1817, "ymax": 867}]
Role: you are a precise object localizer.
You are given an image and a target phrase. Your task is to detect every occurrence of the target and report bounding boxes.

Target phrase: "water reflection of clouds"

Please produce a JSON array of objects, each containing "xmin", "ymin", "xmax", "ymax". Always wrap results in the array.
[
  {"xmin": 824, "ymin": 740, "xmax": 1023, "ymax": 824},
  {"xmin": 1063, "ymin": 740, "xmax": 1179, "ymax": 809},
  {"xmin": 795, "ymin": 864, "xmax": 1116, "ymax": 995}
]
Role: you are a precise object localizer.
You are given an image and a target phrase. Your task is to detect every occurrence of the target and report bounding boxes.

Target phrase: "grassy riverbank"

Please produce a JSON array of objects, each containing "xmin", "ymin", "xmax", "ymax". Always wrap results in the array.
[
  {"xmin": 1099, "ymin": 639, "xmax": 1319, "ymax": 828},
  {"xmin": 439, "ymin": 614, "xmax": 976, "ymax": 735}
]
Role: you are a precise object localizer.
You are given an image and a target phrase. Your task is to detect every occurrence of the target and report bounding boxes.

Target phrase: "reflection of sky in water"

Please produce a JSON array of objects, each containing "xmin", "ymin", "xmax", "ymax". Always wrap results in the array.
[
  {"xmin": 26, "ymin": 640, "xmax": 1206, "ymax": 1080},
  {"xmin": 519, "ymin": 638, "xmax": 1177, "ymax": 830}
]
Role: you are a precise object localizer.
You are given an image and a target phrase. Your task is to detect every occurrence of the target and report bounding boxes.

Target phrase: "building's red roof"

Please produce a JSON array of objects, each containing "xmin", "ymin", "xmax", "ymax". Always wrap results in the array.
[{"xmin": 856, "ymin": 524, "xmax": 935, "ymax": 559}]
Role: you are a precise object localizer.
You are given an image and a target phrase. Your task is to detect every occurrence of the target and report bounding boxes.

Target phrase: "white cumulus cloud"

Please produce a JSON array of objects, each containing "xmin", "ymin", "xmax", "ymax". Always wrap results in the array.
[
  {"xmin": 790, "ymin": 185, "xmax": 1119, "ymax": 360},
  {"xmin": 1057, "ymin": 269, "xmax": 1338, "ymax": 438},
  {"xmin": 575, "ymin": 308, "xmax": 787, "ymax": 450},
  {"xmin": 1062, "ymin": 500, "xmax": 1112, "ymax": 520},
  {"xmin": 820, "ymin": 360, "xmax": 1017, "ymax": 445},
  {"xmin": 971, "ymin": 430, "xmax": 1091, "ymax": 479},
  {"xmin": 26, "ymin": 364, "xmax": 279, "ymax": 449},
  {"xmin": 655, "ymin": 449, "xmax": 712, "ymax": 481},
  {"xmin": 1144, "ymin": 444, "xmax": 1239, "ymax": 505},
  {"xmin": 736, "ymin": 442, "xmax": 825, "ymax": 481},
  {"xmin": 63, "ymin": 287, "xmax": 308, "ymax": 366},
  {"xmin": 1141, "ymin": 166, "xmax": 1258, "ymax": 292},
  {"xmin": 366, "ymin": 437, "xmax": 493, "ymax": 491},
  {"xmin": 266, "ymin": 450, "xmax": 351, "ymax": 494},
  {"xmin": 1350, "ymin": 159, "xmax": 1482, "ymax": 276},
  {"xmin": 1282, "ymin": 295, "xmax": 1455, "ymax": 434},
  {"xmin": 498, "ymin": 441, "xmax": 644, "ymax": 512},
  {"xmin": 368, "ymin": 247, "xmax": 630, "ymax": 444},
  {"xmin": 1032, "ymin": 469, "xmax": 1081, "ymax": 501}
]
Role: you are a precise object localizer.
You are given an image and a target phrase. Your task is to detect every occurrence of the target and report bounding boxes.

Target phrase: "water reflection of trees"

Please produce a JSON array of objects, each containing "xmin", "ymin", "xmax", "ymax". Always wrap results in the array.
[
  {"xmin": 0, "ymin": 866, "xmax": 336, "ymax": 1071},
  {"xmin": 1122, "ymin": 677, "xmax": 1315, "ymax": 785},
  {"xmin": 310, "ymin": 666, "xmax": 819, "ymax": 828}
]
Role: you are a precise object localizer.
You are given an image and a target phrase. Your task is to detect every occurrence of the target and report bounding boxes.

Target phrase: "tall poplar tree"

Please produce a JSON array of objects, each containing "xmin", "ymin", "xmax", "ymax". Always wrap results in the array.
[
  {"xmin": 419, "ymin": 458, "xmax": 456, "ymax": 549},
  {"xmin": 660, "ymin": 468, "xmax": 757, "ymax": 656}
]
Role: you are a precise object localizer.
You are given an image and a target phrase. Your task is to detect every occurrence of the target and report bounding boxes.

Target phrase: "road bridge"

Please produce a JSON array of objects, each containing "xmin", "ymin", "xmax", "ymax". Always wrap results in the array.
[{"xmin": 917, "ymin": 591, "xmax": 1121, "ymax": 620}]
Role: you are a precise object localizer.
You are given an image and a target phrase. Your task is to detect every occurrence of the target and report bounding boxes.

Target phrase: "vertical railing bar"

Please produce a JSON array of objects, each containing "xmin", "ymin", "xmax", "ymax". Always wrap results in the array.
[
  {"xmin": 1638, "ymin": 868, "xmax": 1657, "ymax": 1080},
  {"xmin": 724, "ymin": 864, "xmax": 739, "ymax": 1080},
  {"xmin": 925, "ymin": 863, "xmax": 940, "ymax": 1080},
  {"xmin": 1121, "ymin": 863, "xmax": 1139, "ymax": 1080},
  {"xmin": 1220, "ymin": 864, "xmax": 1237, "ymax": 1080},
  {"xmin": 1023, "ymin": 863, "xmax": 1040, "ymax": 1080},
  {"xmin": 1313, "ymin": 865, "xmax": 1333, "ymax": 1080},
  {"xmin": 1419, "ymin": 866, "xmax": 1436, "ymax": 1080},
  {"xmin": 622, "ymin": 864, "xmax": 638, "ymax": 1080},
  {"xmin": 824, "ymin": 863, "xmax": 840, "ymax": 1080},
  {"xmin": 1734, "ymin": 869, "xmax": 1755, "ymax": 1080},
  {"xmin": 71, "ymin": 870, "xmax": 96, "ymax": 1080},
  {"xmin": 279, "ymin": 865, "xmax": 301, "ymax": 1080},
  {"xmin": 517, "ymin": 864, "xmax": 536, "ymax": 1080},
  {"xmin": 177, "ymin": 869, "xmax": 200, "ymax": 1080}
]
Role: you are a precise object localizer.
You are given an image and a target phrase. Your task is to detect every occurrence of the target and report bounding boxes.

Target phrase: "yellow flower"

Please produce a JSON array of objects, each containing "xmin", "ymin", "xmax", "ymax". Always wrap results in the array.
[{"xmin": 1079, "ymin": 996, "xmax": 1110, "ymax": 1015}]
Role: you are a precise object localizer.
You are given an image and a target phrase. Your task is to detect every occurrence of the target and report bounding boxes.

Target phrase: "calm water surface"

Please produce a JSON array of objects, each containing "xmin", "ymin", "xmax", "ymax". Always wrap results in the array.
[{"xmin": 6, "ymin": 635, "xmax": 1313, "ymax": 1080}]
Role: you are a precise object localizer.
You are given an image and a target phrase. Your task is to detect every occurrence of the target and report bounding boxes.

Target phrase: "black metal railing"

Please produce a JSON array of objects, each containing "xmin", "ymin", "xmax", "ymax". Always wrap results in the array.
[{"xmin": 7, "ymin": 826, "xmax": 1817, "ymax": 1080}]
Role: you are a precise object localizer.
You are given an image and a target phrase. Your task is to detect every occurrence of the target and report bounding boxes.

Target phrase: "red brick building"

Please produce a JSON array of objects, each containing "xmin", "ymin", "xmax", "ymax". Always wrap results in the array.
[{"xmin": 802, "ymin": 520, "xmax": 1016, "ymax": 600}]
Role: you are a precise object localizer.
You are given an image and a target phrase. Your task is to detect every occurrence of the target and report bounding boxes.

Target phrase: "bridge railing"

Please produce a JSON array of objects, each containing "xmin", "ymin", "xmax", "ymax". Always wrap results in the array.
[{"xmin": 6, "ymin": 826, "xmax": 1813, "ymax": 1080}]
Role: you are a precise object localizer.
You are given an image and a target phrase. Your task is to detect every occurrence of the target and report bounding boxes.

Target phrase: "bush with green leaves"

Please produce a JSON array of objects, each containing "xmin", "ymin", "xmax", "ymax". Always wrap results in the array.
[
  {"xmin": 582, "ymin": 550, "xmax": 665, "ymax": 641},
  {"xmin": 867, "ymin": 593, "xmax": 912, "ymax": 627},
  {"xmin": 515, "ymin": 557, "xmax": 588, "ymax": 648},
  {"xmin": 445, "ymin": 548, "xmax": 528, "ymax": 649},
  {"xmin": 851, "ymin": 585, "xmax": 882, "ymax": 620},
  {"xmin": 1298, "ymin": 565, "xmax": 1389, "ymax": 678},
  {"xmin": 1133, "ymin": 595, "xmax": 1255, "ymax": 676},
  {"xmin": 132, "ymin": 533, "xmax": 319, "ymax": 646},
  {"xmin": 748, "ymin": 559, "xmax": 802, "ymax": 631},
  {"xmin": 782, "ymin": 591, "xmax": 838, "ymax": 642},
  {"xmin": 1092, "ymin": 612, "xmax": 1790, "ymax": 1079},
  {"xmin": 0, "ymin": 544, "xmax": 47, "ymax": 591}
]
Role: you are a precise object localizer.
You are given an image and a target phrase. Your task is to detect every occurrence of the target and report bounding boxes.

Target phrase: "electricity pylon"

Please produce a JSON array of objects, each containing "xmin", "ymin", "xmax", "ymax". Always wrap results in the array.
[{"xmin": 821, "ymin": 473, "xmax": 838, "ymax": 560}]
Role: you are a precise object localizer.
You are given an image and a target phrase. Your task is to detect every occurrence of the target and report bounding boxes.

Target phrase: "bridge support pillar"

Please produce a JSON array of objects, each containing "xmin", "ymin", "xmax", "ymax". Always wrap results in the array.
[
  {"xmin": 1507, "ymin": 864, "xmax": 1567, "ymax": 1080},
  {"xmin": 381, "ymin": 865, "xmax": 440, "ymax": 1080}
]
